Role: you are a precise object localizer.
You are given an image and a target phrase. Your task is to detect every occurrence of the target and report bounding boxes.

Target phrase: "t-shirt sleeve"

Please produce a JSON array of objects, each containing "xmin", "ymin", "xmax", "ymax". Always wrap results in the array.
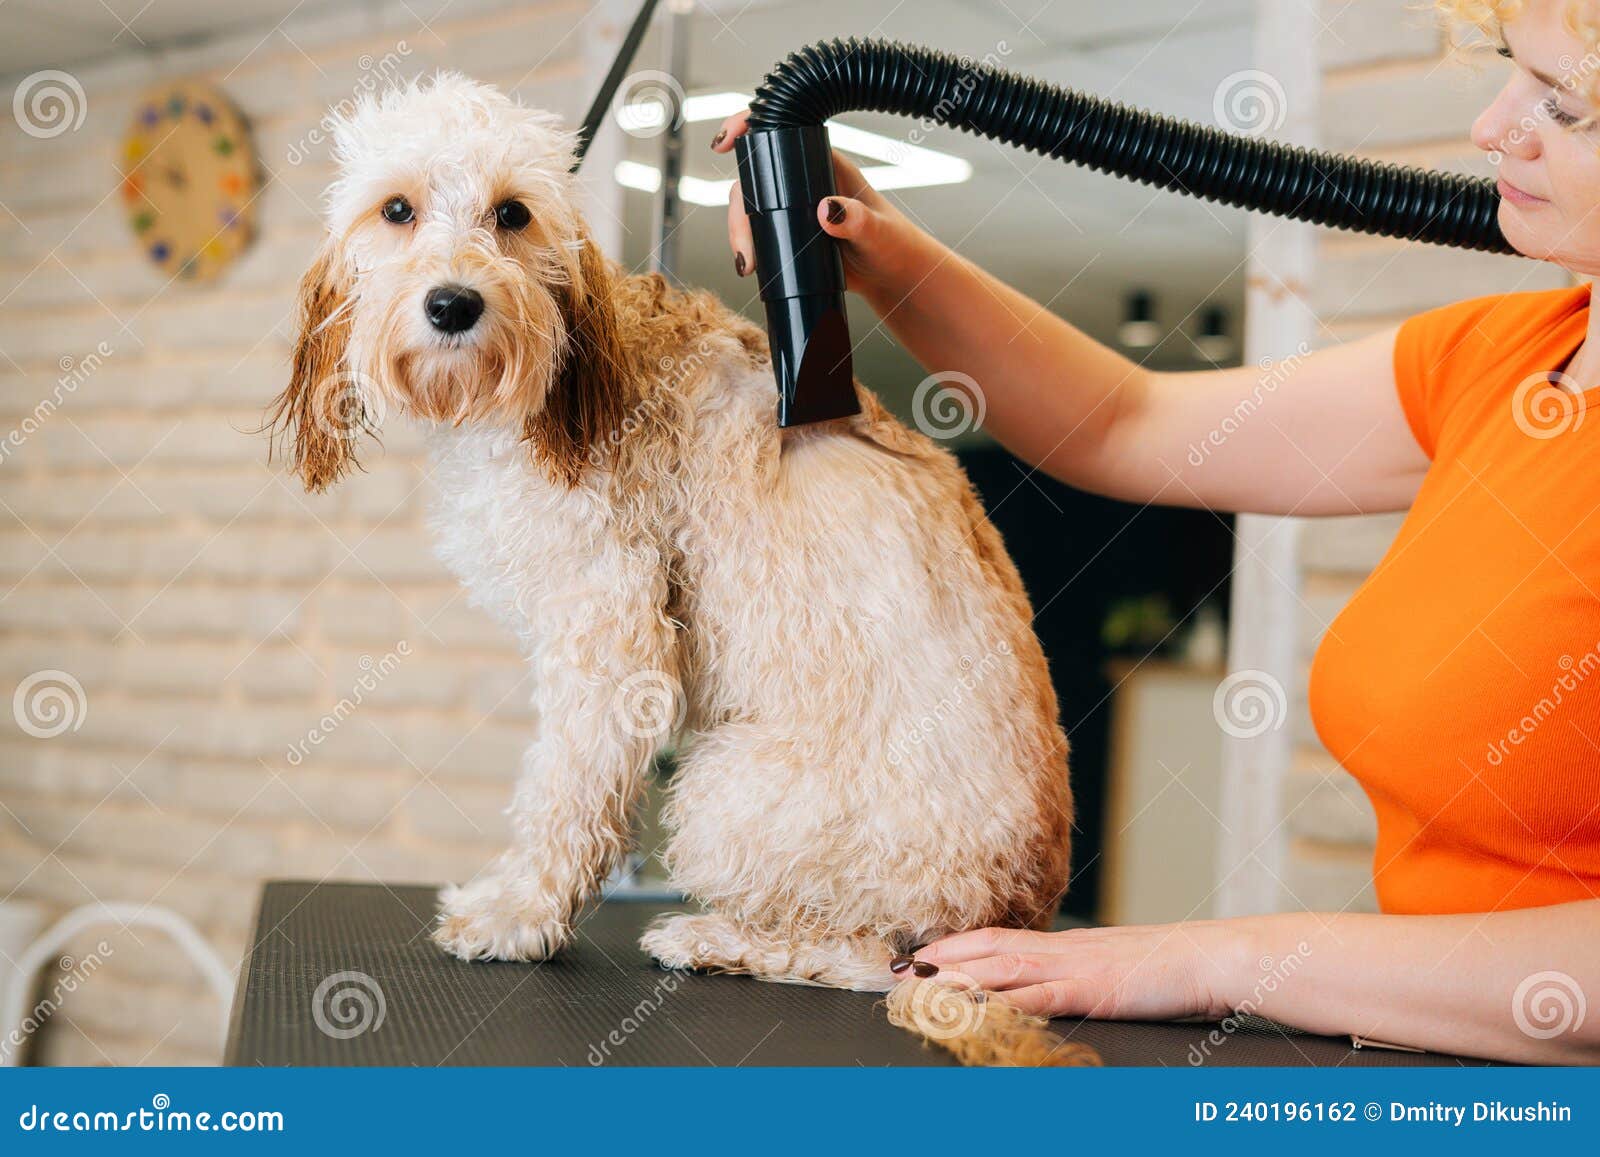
[{"xmin": 1392, "ymin": 292, "xmax": 1511, "ymax": 460}]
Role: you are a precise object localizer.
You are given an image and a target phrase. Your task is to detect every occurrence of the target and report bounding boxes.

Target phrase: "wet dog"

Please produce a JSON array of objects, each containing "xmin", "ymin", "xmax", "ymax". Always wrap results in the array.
[{"xmin": 269, "ymin": 73, "xmax": 1092, "ymax": 1066}]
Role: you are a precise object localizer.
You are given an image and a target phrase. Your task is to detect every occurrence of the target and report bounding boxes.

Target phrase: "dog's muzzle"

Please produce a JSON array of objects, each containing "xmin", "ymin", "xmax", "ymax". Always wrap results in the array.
[{"xmin": 425, "ymin": 284, "xmax": 485, "ymax": 334}]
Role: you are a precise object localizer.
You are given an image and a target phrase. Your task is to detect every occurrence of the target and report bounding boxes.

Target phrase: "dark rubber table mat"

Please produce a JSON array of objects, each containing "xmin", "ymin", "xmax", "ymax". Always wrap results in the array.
[{"xmin": 226, "ymin": 882, "xmax": 1493, "ymax": 1067}]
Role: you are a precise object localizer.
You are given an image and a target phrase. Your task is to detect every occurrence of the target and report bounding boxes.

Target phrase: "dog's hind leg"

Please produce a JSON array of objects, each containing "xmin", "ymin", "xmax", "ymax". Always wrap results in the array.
[{"xmin": 639, "ymin": 912, "xmax": 897, "ymax": 992}]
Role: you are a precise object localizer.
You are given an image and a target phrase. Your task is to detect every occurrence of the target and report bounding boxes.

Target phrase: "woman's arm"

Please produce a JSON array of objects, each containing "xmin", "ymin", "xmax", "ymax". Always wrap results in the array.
[
  {"xmin": 859, "ymin": 238, "xmax": 1431, "ymax": 517},
  {"xmin": 715, "ymin": 111, "xmax": 1431, "ymax": 517},
  {"xmin": 916, "ymin": 900, "xmax": 1600, "ymax": 1064}
]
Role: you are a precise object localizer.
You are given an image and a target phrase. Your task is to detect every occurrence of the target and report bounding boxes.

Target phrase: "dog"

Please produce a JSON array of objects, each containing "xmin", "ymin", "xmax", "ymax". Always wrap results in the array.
[{"xmin": 268, "ymin": 73, "xmax": 1095, "ymax": 1067}]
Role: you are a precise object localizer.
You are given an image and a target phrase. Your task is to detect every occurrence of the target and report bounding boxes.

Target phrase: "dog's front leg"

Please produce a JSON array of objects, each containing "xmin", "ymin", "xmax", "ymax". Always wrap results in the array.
[{"xmin": 433, "ymin": 587, "xmax": 679, "ymax": 963}]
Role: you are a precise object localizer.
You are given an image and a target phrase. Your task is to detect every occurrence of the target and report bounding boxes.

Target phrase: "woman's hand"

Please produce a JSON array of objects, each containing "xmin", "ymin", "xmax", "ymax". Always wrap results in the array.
[
  {"xmin": 913, "ymin": 920, "xmax": 1250, "ymax": 1022},
  {"xmin": 711, "ymin": 109, "xmax": 942, "ymax": 309}
]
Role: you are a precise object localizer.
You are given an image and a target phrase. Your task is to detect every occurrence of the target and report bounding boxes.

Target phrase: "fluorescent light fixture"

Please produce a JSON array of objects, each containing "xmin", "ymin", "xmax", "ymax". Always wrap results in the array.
[
  {"xmin": 615, "ymin": 92, "xmax": 755, "ymax": 135},
  {"xmin": 613, "ymin": 159, "xmax": 734, "ymax": 207},
  {"xmin": 684, "ymin": 91, "xmax": 757, "ymax": 121},
  {"xmin": 614, "ymin": 160, "xmax": 661, "ymax": 192},
  {"xmin": 616, "ymin": 90, "xmax": 972, "ymax": 200}
]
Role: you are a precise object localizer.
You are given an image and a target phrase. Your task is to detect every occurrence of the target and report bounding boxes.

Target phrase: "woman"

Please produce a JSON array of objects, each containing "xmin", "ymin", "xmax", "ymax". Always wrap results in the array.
[{"xmin": 714, "ymin": 0, "xmax": 1600, "ymax": 1063}]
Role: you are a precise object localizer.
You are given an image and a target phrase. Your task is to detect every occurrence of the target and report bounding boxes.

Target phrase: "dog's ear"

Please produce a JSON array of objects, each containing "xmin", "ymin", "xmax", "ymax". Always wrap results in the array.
[
  {"xmin": 524, "ymin": 234, "xmax": 636, "ymax": 486},
  {"xmin": 267, "ymin": 239, "xmax": 363, "ymax": 493}
]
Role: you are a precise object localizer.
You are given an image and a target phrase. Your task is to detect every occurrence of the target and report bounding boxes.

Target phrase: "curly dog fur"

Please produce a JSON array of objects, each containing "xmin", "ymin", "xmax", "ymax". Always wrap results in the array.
[{"xmin": 268, "ymin": 73, "xmax": 1085, "ymax": 1065}]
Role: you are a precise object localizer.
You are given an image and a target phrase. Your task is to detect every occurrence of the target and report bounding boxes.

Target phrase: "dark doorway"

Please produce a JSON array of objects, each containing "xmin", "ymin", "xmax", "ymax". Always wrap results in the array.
[{"xmin": 958, "ymin": 445, "xmax": 1235, "ymax": 921}]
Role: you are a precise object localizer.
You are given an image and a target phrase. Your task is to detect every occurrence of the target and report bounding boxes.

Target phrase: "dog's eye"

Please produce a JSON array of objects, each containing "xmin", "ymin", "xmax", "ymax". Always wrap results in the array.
[
  {"xmin": 381, "ymin": 196, "xmax": 414, "ymax": 225},
  {"xmin": 495, "ymin": 200, "xmax": 531, "ymax": 231}
]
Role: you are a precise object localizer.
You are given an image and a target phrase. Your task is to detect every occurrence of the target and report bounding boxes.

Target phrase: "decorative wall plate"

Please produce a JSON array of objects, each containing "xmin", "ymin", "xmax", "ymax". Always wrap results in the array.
[{"xmin": 120, "ymin": 79, "xmax": 258, "ymax": 283}]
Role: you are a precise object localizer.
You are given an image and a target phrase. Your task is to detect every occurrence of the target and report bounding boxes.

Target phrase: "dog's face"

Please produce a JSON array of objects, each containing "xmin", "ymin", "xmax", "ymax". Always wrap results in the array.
[{"xmin": 271, "ymin": 73, "xmax": 632, "ymax": 492}]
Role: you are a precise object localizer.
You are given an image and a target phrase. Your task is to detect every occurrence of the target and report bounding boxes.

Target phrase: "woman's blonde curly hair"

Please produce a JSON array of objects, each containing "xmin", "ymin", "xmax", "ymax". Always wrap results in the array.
[{"xmin": 1430, "ymin": 0, "xmax": 1600, "ymax": 133}]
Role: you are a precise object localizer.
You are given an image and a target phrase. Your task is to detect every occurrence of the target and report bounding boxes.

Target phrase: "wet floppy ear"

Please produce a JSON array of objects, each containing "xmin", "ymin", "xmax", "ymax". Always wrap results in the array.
[
  {"xmin": 266, "ymin": 238, "xmax": 363, "ymax": 493},
  {"xmin": 524, "ymin": 232, "xmax": 636, "ymax": 486}
]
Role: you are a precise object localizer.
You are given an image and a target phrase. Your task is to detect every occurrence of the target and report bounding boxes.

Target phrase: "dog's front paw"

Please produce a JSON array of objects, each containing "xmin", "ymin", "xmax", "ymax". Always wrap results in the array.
[
  {"xmin": 432, "ymin": 877, "xmax": 571, "ymax": 962},
  {"xmin": 639, "ymin": 912, "xmax": 731, "ymax": 971}
]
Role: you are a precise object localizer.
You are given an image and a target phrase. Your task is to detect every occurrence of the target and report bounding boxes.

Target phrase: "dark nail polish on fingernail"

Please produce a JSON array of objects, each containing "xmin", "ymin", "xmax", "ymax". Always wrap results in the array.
[
  {"xmin": 711, "ymin": 128, "xmax": 727, "ymax": 149},
  {"xmin": 734, "ymin": 252, "xmax": 746, "ymax": 276},
  {"xmin": 826, "ymin": 198, "xmax": 846, "ymax": 224},
  {"xmin": 911, "ymin": 960, "xmax": 939, "ymax": 978},
  {"xmin": 889, "ymin": 954, "xmax": 914, "ymax": 974}
]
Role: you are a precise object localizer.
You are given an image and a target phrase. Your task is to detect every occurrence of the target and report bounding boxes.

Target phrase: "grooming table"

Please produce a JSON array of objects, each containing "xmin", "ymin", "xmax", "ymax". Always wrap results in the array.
[{"xmin": 226, "ymin": 882, "xmax": 1493, "ymax": 1067}]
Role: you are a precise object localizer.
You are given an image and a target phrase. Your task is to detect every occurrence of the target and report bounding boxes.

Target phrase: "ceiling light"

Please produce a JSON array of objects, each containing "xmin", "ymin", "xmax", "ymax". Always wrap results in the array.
[
  {"xmin": 614, "ymin": 159, "xmax": 734, "ymax": 206},
  {"xmin": 1118, "ymin": 289, "xmax": 1161, "ymax": 349},
  {"xmin": 1193, "ymin": 303, "xmax": 1234, "ymax": 363},
  {"xmin": 616, "ymin": 91, "xmax": 972, "ymax": 199}
]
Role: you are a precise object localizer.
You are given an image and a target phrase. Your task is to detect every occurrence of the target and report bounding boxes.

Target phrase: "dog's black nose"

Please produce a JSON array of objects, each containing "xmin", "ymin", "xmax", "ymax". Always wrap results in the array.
[{"xmin": 425, "ymin": 285, "xmax": 484, "ymax": 333}]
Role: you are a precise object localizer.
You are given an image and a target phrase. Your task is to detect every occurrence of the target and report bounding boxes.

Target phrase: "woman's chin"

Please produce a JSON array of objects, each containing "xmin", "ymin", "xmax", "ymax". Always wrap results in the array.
[{"xmin": 1498, "ymin": 208, "xmax": 1559, "ymax": 260}]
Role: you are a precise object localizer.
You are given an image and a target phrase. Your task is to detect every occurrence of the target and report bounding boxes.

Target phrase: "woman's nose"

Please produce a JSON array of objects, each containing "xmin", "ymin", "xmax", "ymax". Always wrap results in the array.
[{"xmin": 1471, "ymin": 79, "xmax": 1541, "ymax": 161}]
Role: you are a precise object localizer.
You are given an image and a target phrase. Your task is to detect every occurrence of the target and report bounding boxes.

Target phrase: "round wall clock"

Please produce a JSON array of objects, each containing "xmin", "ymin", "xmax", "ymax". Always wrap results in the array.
[{"xmin": 120, "ymin": 79, "xmax": 259, "ymax": 283}]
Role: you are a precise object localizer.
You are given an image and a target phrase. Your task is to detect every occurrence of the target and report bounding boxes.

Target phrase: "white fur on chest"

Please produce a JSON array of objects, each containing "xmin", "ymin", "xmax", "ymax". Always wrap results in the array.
[{"xmin": 424, "ymin": 425, "xmax": 621, "ymax": 650}]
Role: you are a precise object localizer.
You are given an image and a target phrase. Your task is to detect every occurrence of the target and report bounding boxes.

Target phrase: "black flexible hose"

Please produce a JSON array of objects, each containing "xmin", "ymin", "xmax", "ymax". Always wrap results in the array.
[
  {"xmin": 733, "ymin": 38, "xmax": 1517, "ymax": 427},
  {"xmin": 749, "ymin": 37, "xmax": 1511, "ymax": 253}
]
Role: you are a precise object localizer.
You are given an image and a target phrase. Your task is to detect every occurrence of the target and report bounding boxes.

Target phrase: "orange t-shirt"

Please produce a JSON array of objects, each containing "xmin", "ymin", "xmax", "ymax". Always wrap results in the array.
[{"xmin": 1309, "ymin": 279, "xmax": 1600, "ymax": 915}]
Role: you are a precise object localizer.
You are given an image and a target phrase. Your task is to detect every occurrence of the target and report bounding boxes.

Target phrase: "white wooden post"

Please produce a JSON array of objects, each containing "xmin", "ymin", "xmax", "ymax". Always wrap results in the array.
[{"xmin": 1213, "ymin": 0, "xmax": 1318, "ymax": 918}]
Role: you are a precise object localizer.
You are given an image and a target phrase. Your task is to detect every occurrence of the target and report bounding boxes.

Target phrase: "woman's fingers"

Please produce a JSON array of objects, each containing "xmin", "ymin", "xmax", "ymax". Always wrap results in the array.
[
  {"xmin": 717, "ymin": 111, "xmax": 754, "ymax": 275},
  {"xmin": 714, "ymin": 107, "xmax": 897, "ymax": 287},
  {"xmin": 709, "ymin": 108, "xmax": 749, "ymax": 153},
  {"xmin": 988, "ymin": 979, "xmax": 1091, "ymax": 1019},
  {"xmin": 915, "ymin": 926, "xmax": 1062, "ymax": 966},
  {"xmin": 727, "ymin": 179, "xmax": 753, "ymax": 276},
  {"xmin": 936, "ymin": 952, "xmax": 1093, "ymax": 994},
  {"xmin": 712, "ymin": 110, "xmax": 872, "ymax": 203},
  {"xmin": 817, "ymin": 195, "xmax": 865, "ymax": 238}
]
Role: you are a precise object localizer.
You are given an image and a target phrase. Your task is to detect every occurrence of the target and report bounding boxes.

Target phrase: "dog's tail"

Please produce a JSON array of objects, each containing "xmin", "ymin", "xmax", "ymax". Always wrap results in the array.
[{"xmin": 883, "ymin": 973, "xmax": 1103, "ymax": 1067}]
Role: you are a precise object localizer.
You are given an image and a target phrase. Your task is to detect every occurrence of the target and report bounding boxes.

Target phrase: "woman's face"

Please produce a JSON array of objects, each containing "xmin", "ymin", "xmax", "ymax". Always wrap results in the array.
[{"xmin": 1469, "ymin": 0, "xmax": 1600, "ymax": 274}]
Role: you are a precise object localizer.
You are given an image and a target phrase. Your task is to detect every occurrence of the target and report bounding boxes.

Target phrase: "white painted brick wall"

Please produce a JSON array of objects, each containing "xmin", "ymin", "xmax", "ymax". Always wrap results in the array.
[
  {"xmin": 0, "ymin": 0, "xmax": 620, "ymax": 1066},
  {"xmin": 1285, "ymin": 3, "xmax": 1584, "ymax": 911},
  {"xmin": 1317, "ymin": 0, "xmax": 1442, "ymax": 70}
]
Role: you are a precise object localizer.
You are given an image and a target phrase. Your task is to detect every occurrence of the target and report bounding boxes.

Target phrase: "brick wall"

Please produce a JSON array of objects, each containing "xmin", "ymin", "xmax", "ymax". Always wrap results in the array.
[
  {"xmin": 0, "ymin": 0, "xmax": 636, "ymax": 1066},
  {"xmin": 1282, "ymin": 0, "xmax": 1578, "ymax": 914}
]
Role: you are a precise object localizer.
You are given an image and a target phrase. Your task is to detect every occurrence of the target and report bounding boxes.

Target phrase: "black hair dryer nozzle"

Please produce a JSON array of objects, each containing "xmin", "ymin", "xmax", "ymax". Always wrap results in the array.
[{"xmin": 734, "ymin": 125, "xmax": 861, "ymax": 427}]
